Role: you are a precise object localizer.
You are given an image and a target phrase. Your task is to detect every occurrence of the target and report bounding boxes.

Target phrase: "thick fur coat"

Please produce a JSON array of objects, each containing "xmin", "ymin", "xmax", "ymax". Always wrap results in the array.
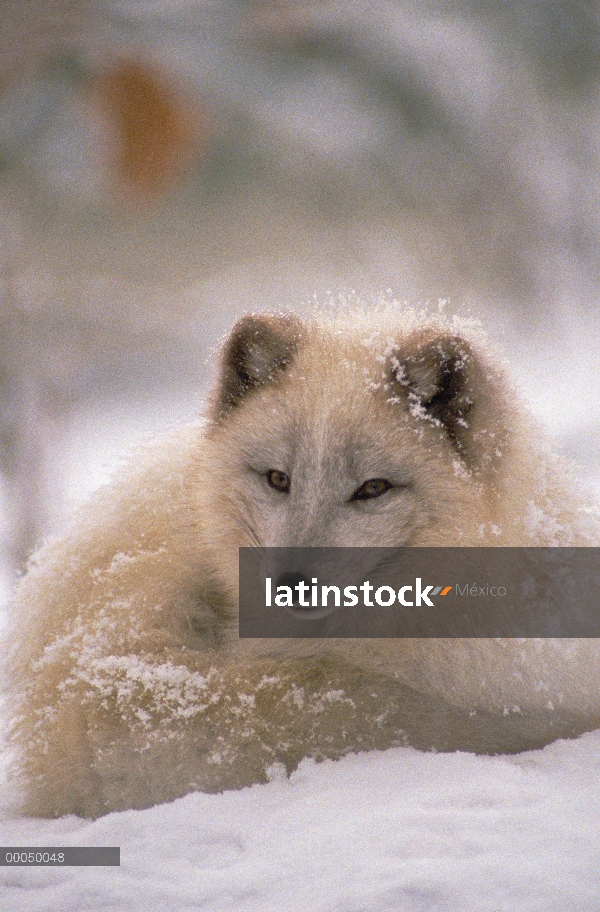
[{"xmin": 4, "ymin": 310, "xmax": 600, "ymax": 817}]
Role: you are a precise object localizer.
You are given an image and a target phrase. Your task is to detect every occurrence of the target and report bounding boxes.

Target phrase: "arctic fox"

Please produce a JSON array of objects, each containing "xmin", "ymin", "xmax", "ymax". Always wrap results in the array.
[{"xmin": 4, "ymin": 309, "xmax": 600, "ymax": 817}]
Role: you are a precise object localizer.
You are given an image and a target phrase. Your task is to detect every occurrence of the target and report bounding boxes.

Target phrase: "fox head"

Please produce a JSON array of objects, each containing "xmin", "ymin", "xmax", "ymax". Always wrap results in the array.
[{"xmin": 199, "ymin": 311, "xmax": 514, "ymax": 569}]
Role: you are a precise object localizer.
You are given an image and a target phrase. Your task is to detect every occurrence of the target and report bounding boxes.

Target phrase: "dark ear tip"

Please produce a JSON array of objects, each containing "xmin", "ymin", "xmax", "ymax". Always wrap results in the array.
[
  {"xmin": 400, "ymin": 333, "xmax": 474, "ymax": 382},
  {"xmin": 213, "ymin": 312, "xmax": 304, "ymax": 420},
  {"xmin": 229, "ymin": 311, "xmax": 303, "ymax": 331},
  {"xmin": 391, "ymin": 331, "xmax": 480, "ymax": 452},
  {"xmin": 412, "ymin": 333, "xmax": 473, "ymax": 363},
  {"xmin": 225, "ymin": 312, "xmax": 304, "ymax": 354},
  {"xmin": 225, "ymin": 312, "xmax": 304, "ymax": 368}
]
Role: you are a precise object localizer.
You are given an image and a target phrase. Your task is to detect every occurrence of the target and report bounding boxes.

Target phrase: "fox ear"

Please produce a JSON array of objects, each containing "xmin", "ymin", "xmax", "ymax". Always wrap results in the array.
[
  {"xmin": 213, "ymin": 313, "xmax": 303, "ymax": 419},
  {"xmin": 391, "ymin": 335, "xmax": 479, "ymax": 457}
]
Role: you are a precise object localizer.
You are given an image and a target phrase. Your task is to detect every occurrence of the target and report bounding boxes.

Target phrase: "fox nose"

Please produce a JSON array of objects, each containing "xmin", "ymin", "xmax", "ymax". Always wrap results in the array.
[
  {"xmin": 274, "ymin": 569, "xmax": 340, "ymax": 621},
  {"xmin": 275, "ymin": 571, "xmax": 311, "ymax": 608}
]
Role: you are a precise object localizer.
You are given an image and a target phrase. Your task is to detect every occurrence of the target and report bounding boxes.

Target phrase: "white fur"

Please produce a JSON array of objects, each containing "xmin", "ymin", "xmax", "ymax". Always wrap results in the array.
[{"xmin": 3, "ymin": 309, "xmax": 600, "ymax": 817}]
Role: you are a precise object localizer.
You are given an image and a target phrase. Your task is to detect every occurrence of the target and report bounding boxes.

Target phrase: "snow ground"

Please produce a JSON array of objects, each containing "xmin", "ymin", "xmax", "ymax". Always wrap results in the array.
[{"xmin": 1, "ymin": 732, "xmax": 599, "ymax": 911}]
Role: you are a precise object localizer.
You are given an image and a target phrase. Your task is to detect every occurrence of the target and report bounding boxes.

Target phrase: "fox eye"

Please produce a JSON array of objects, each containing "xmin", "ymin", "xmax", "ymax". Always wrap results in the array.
[
  {"xmin": 266, "ymin": 470, "xmax": 291, "ymax": 493},
  {"xmin": 351, "ymin": 478, "xmax": 392, "ymax": 501}
]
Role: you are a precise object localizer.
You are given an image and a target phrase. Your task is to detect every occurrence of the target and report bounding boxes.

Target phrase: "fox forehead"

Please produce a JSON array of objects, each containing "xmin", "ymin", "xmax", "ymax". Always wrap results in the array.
[
  {"xmin": 225, "ymin": 367, "xmax": 438, "ymax": 484},
  {"xmin": 251, "ymin": 329, "xmax": 411, "ymax": 417}
]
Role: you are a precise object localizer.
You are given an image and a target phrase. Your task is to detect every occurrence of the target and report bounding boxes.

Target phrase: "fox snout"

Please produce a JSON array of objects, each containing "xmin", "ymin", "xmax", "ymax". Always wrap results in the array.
[
  {"xmin": 275, "ymin": 571, "xmax": 310, "ymax": 595},
  {"xmin": 274, "ymin": 570, "xmax": 337, "ymax": 620}
]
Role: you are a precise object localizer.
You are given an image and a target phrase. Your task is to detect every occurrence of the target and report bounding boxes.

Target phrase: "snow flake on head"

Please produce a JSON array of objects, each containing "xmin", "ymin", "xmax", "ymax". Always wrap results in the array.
[
  {"xmin": 405, "ymin": 390, "xmax": 442, "ymax": 427},
  {"xmin": 362, "ymin": 367, "xmax": 383, "ymax": 394},
  {"xmin": 452, "ymin": 458, "xmax": 471, "ymax": 479}
]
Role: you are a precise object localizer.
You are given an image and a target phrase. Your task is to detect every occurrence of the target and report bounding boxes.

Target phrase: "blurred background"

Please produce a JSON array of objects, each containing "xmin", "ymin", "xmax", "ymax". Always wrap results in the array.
[{"xmin": 1, "ymin": 0, "xmax": 600, "ymax": 602}]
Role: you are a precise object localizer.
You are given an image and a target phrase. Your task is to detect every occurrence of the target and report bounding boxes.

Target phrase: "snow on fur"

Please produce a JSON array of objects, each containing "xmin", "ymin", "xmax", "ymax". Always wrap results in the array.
[{"xmin": 2, "ymin": 307, "xmax": 600, "ymax": 819}]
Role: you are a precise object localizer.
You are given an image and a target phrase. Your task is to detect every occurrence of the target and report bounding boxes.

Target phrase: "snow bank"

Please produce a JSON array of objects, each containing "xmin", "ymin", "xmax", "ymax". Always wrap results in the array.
[{"xmin": 1, "ymin": 732, "xmax": 599, "ymax": 911}]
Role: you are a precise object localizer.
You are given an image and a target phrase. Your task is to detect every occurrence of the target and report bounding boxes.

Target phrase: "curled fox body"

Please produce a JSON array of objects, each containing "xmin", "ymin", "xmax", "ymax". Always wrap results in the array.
[{"xmin": 4, "ymin": 310, "xmax": 599, "ymax": 817}]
